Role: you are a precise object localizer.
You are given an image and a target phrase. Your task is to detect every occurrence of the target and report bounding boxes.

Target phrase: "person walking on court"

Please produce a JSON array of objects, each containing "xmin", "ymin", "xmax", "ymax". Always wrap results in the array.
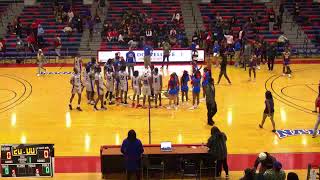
[
  {"xmin": 242, "ymin": 41, "xmax": 252, "ymax": 70},
  {"xmin": 259, "ymin": 91, "xmax": 276, "ymax": 133},
  {"xmin": 126, "ymin": 47, "xmax": 136, "ymax": 79},
  {"xmin": 312, "ymin": 81, "xmax": 320, "ymax": 138},
  {"xmin": 207, "ymin": 126, "xmax": 229, "ymax": 178},
  {"xmin": 217, "ymin": 48, "xmax": 232, "ymax": 85},
  {"xmin": 248, "ymin": 54, "xmax": 257, "ymax": 81},
  {"xmin": 205, "ymin": 78, "xmax": 217, "ymax": 126},
  {"xmin": 36, "ymin": 49, "xmax": 46, "ymax": 76},
  {"xmin": 267, "ymin": 43, "xmax": 276, "ymax": 71},
  {"xmin": 282, "ymin": 48, "xmax": 292, "ymax": 78},
  {"xmin": 162, "ymin": 40, "xmax": 171, "ymax": 69},
  {"xmin": 121, "ymin": 130, "xmax": 144, "ymax": 180},
  {"xmin": 69, "ymin": 67, "xmax": 82, "ymax": 111},
  {"xmin": 143, "ymin": 43, "xmax": 153, "ymax": 68}
]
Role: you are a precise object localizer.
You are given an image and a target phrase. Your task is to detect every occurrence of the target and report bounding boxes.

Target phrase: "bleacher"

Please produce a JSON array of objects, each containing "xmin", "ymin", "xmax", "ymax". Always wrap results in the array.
[
  {"xmin": 100, "ymin": 0, "xmax": 186, "ymax": 50},
  {"xmin": 284, "ymin": 0, "xmax": 320, "ymax": 54},
  {"xmin": 3, "ymin": 0, "xmax": 90, "ymax": 59},
  {"xmin": 199, "ymin": 0, "xmax": 283, "ymax": 43}
]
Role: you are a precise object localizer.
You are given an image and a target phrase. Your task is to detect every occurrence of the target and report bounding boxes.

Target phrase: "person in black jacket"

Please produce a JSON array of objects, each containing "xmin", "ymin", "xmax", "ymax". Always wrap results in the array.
[
  {"xmin": 207, "ymin": 126, "xmax": 229, "ymax": 178},
  {"xmin": 253, "ymin": 152, "xmax": 276, "ymax": 174},
  {"xmin": 217, "ymin": 46, "xmax": 232, "ymax": 85},
  {"xmin": 205, "ymin": 78, "xmax": 216, "ymax": 126},
  {"xmin": 267, "ymin": 43, "xmax": 277, "ymax": 71}
]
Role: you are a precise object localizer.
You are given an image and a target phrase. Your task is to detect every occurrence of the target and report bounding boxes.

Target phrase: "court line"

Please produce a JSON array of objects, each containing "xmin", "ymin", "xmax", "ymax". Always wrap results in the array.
[
  {"xmin": 0, "ymin": 89, "xmax": 17, "ymax": 104},
  {"xmin": 264, "ymin": 67, "xmax": 317, "ymax": 115},
  {"xmin": 0, "ymin": 74, "xmax": 32, "ymax": 113},
  {"xmin": 280, "ymin": 84, "xmax": 317, "ymax": 103},
  {"xmin": 305, "ymin": 84, "xmax": 318, "ymax": 94}
]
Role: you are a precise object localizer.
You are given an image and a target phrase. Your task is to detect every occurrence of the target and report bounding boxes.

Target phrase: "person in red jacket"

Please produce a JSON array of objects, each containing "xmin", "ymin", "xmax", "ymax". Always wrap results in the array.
[
  {"xmin": 54, "ymin": 34, "xmax": 62, "ymax": 60},
  {"xmin": 27, "ymin": 34, "xmax": 36, "ymax": 52}
]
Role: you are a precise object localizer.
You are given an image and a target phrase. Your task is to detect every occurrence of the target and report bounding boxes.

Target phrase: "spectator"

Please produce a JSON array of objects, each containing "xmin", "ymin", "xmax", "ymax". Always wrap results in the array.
[
  {"xmin": 171, "ymin": 10, "xmax": 181, "ymax": 24},
  {"xmin": 276, "ymin": 15, "xmax": 282, "ymax": 30},
  {"xmin": 234, "ymin": 39, "xmax": 241, "ymax": 67},
  {"xmin": 128, "ymin": 38, "xmax": 138, "ymax": 48},
  {"xmin": 87, "ymin": 17, "xmax": 94, "ymax": 41},
  {"xmin": 27, "ymin": 34, "xmax": 36, "ymax": 53},
  {"xmin": 121, "ymin": 129, "xmax": 144, "ymax": 180},
  {"xmin": 254, "ymin": 152, "xmax": 276, "ymax": 173},
  {"xmin": 277, "ymin": 34, "xmax": 288, "ymax": 48},
  {"xmin": 169, "ymin": 35, "xmax": 177, "ymax": 46},
  {"xmin": 31, "ymin": 20, "xmax": 39, "ymax": 39},
  {"xmin": 111, "ymin": 28, "xmax": 119, "ymax": 42},
  {"xmin": 67, "ymin": 9, "xmax": 74, "ymax": 23},
  {"xmin": 242, "ymin": 41, "xmax": 252, "ymax": 70},
  {"xmin": 7, "ymin": 23, "xmax": 14, "ymax": 34},
  {"xmin": 106, "ymin": 30, "xmax": 112, "ymax": 42},
  {"xmin": 14, "ymin": 19, "xmax": 22, "ymax": 38},
  {"xmin": 268, "ymin": 9, "xmax": 275, "ymax": 32},
  {"xmin": 279, "ymin": 2, "xmax": 284, "ymax": 19},
  {"xmin": 239, "ymin": 27, "xmax": 245, "ymax": 45},
  {"xmin": 205, "ymin": 31, "xmax": 213, "ymax": 56},
  {"xmin": 118, "ymin": 33, "xmax": 125, "ymax": 45},
  {"xmin": 94, "ymin": 12, "xmax": 101, "ymax": 32},
  {"xmin": 240, "ymin": 168, "xmax": 259, "ymax": 180},
  {"xmin": 224, "ymin": 33, "xmax": 234, "ymax": 49},
  {"xmin": 54, "ymin": 34, "xmax": 62, "ymax": 60},
  {"xmin": 169, "ymin": 27, "xmax": 177, "ymax": 37},
  {"xmin": 267, "ymin": 43, "xmax": 276, "ymax": 71},
  {"xmin": 192, "ymin": 31, "xmax": 199, "ymax": 44},
  {"xmin": 264, "ymin": 161, "xmax": 286, "ymax": 180},
  {"xmin": 145, "ymin": 28, "xmax": 153, "ymax": 41},
  {"xmin": 75, "ymin": 14, "xmax": 83, "ymax": 33},
  {"xmin": 207, "ymin": 126, "xmax": 229, "ymax": 178},
  {"xmin": 287, "ymin": 172, "xmax": 299, "ymax": 180},
  {"xmin": 0, "ymin": 38, "xmax": 6, "ymax": 56},
  {"xmin": 16, "ymin": 37, "xmax": 25, "ymax": 63},
  {"xmin": 37, "ymin": 24, "xmax": 45, "ymax": 48},
  {"xmin": 215, "ymin": 12, "xmax": 223, "ymax": 27},
  {"xmin": 63, "ymin": 23, "xmax": 73, "ymax": 36}
]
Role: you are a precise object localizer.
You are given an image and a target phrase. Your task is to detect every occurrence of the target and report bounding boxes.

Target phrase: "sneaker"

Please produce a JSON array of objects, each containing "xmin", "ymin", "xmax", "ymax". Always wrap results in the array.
[
  {"xmin": 167, "ymin": 106, "xmax": 172, "ymax": 110},
  {"xmin": 282, "ymin": 73, "xmax": 286, "ymax": 76},
  {"xmin": 207, "ymin": 122, "xmax": 214, "ymax": 126},
  {"xmin": 93, "ymin": 106, "xmax": 98, "ymax": 111},
  {"xmin": 312, "ymin": 135, "xmax": 317, "ymax": 138},
  {"xmin": 272, "ymin": 129, "xmax": 276, "ymax": 133},
  {"xmin": 87, "ymin": 100, "xmax": 91, "ymax": 104},
  {"xmin": 155, "ymin": 105, "xmax": 158, "ymax": 108},
  {"xmin": 189, "ymin": 105, "xmax": 195, "ymax": 110},
  {"xmin": 76, "ymin": 107, "xmax": 82, "ymax": 111},
  {"xmin": 104, "ymin": 101, "xmax": 107, "ymax": 105},
  {"xmin": 257, "ymin": 66, "xmax": 261, "ymax": 70},
  {"xmin": 259, "ymin": 124, "xmax": 263, "ymax": 129},
  {"xmin": 136, "ymin": 104, "xmax": 142, "ymax": 108},
  {"xmin": 226, "ymin": 175, "xmax": 229, "ymax": 179},
  {"xmin": 288, "ymin": 74, "xmax": 291, "ymax": 78},
  {"xmin": 69, "ymin": 104, "xmax": 72, "ymax": 110},
  {"xmin": 90, "ymin": 101, "xmax": 95, "ymax": 105},
  {"xmin": 248, "ymin": 78, "xmax": 251, "ymax": 81},
  {"xmin": 124, "ymin": 102, "xmax": 128, "ymax": 105},
  {"xmin": 109, "ymin": 101, "xmax": 115, "ymax": 105}
]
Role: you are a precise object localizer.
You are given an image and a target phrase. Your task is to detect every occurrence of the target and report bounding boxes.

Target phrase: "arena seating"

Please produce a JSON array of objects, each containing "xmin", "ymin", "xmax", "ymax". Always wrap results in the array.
[
  {"xmin": 199, "ymin": 0, "xmax": 283, "ymax": 43},
  {"xmin": 100, "ymin": 0, "xmax": 187, "ymax": 50},
  {"xmin": 3, "ymin": 0, "xmax": 90, "ymax": 59},
  {"xmin": 284, "ymin": 0, "xmax": 320, "ymax": 54}
]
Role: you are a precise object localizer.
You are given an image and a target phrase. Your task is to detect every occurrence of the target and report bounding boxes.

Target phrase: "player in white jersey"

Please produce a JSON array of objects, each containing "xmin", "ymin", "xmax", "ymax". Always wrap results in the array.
[
  {"xmin": 74, "ymin": 55, "xmax": 82, "ymax": 73},
  {"xmin": 152, "ymin": 68, "xmax": 162, "ymax": 108},
  {"xmin": 119, "ymin": 65, "xmax": 129, "ymax": 104},
  {"xmin": 141, "ymin": 69, "xmax": 152, "ymax": 108},
  {"xmin": 94, "ymin": 66, "xmax": 107, "ymax": 110},
  {"xmin": 69, "ymin": 68, "xmax": 82, "ymax": 111},
  {"xmin": 86, "ymin": 65, "xmax": 95, "ymax": 105},
  {"xmin": 132, "ymin": 70, "xmax": 142, "ymax": 108},
  {"xmin": 104, "ymin": 67, "xmax": 115, "ymax": 105}
]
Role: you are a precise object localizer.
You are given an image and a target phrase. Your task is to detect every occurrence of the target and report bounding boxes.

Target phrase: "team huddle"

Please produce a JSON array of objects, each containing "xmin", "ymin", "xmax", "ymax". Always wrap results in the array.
[{"xmin": 68, "ymin": 53, "xmax": 212, "ymax": 111}]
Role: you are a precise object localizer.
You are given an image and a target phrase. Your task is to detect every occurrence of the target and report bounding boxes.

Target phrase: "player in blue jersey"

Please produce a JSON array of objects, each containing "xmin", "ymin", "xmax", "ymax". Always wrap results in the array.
[
  {"xmin": 167, "ymin": 73, "xmax": 178, "ymax": 109},
  {"xmin": 126, "ymin": 47, "xmax": 136, "ymax": 79},
  {"xmin": 202, "ymin": 67, "xmax": 210, "ymax": 98}
]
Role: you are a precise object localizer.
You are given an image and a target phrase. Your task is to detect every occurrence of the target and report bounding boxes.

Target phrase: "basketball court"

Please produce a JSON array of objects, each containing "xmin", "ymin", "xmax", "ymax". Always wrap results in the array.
[{"xmin": 0, "ymin": 60, "xmax": 319, "ymax": 179}]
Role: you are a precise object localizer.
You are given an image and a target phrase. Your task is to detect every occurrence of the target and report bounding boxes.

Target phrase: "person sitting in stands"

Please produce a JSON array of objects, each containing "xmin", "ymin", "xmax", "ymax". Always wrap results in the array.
[
  {"xmin": 263, "ymin": 161, "xmax": 286, "ymax": 180},
  {"xmin": 254, "ymin": 152, "xmax": 276, "ymax": 174},
  {"xmin": 63, "ymin": 23, "xmax": 73, "ymax": 36},
  {"xmin": 121, "ymin": 130, "xmax": 144, "ymax": 180}
]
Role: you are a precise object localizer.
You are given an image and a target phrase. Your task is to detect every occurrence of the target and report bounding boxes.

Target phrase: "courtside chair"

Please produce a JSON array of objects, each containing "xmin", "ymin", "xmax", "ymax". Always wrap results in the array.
[
  {"xmin": 143, "ymin": 155, "xmax": 165, "ymax": 180},
  {"xmin": 199, "ymin": 159, "xmax": 217, "ymax": 180},
  {"xmin": 180, "ymin": 159, "xmax": 199, "ymax": 180}
]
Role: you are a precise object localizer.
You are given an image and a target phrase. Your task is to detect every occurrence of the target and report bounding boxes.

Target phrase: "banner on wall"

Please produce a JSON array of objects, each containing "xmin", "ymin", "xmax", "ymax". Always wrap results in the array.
[{"xmin": 98, "ymin": 49, "xmax": 205, "ymax": 63}]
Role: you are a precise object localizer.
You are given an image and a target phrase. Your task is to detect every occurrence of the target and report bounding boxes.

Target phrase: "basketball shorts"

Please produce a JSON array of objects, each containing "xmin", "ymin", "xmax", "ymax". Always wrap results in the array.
[
  {"xmin": 154, "ymin": 87, "xmax": 161, "ymax": 95},
  {"xmin": 120, "ymin": 82, "xmax": 128, "ymax": 92},
  {"xmin": 133, "ymin": 86, "xmax": 141, "ymax": 96},
  {"xmin": 86, "ymin": 81, "xmax": 94, "ymax": 92},
  {"xmin": 97, "ymin": 87, "xmax": 104, "ymax": 96},
  {"xmin": 106, "ymin": 84, "xmax": 114, "ymax": 92},
  {"xmin": 142, "ymin": 86, "xmax": 151, "ymax": 96},
  {"xmin": 72, "ymin": 86, "xmax": 81, "ymax": 94}
]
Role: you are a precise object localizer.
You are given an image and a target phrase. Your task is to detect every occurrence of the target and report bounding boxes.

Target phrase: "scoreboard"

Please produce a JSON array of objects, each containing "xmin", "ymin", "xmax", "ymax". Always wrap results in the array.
[{"xmin": 0, "ymin": 144, "xmax": 54, "ymax": 177}]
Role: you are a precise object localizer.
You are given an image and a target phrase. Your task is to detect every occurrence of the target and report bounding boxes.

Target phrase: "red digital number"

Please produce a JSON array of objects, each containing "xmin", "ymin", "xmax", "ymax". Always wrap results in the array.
[
  {"xmin": 44, "ymin": 150, "xmax": 49, "ymax": 158},
  {"xmin": 6, "ymin": 152, "xmax": 11, "ymax": 160}
]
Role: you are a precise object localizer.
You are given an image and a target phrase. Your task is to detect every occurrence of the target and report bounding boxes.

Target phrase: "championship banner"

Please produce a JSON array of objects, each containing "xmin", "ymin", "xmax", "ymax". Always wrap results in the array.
[{"xmin": 98, "ymin": 49, "xmax": 205, "ymax": 63}]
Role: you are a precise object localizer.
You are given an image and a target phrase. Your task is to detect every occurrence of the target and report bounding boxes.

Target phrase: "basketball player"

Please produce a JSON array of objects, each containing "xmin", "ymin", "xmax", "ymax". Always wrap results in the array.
[
  {"xmin": 249, "ymin": 54, "xmax": 257, "ymax": 81},
  {"xmin": 167, "ymin": 73, "xmax": 177, "ymax": 110},
  {"xmin": 119, "ymin": 65, "xmax": 129, "ymax": 104},
  {"xmin": 36, "ymin": 49, "xmax": 46, "ymax": 76},
  {"xmin": 153, "ymin": 68, "xmax": 162, "ymax": 108},
  {"xmin": 132, "ymin": 71, "xmax": 142, "ymax": 108},
  {"xmin": 69, "ymin": 68, "xmax": 82, "ymax": 111},
  {"xmin": 113, "ymin": 54, "xmax": 121, "ymax": 101},
  {"xmin": 213, "ymin": 41, "xmax": 220, "ymax": 67},
  {"xmin": 94, "ymin": 66, "xmax": 107, "ymax": 110},
  {"xmin": 312, "ymin": 81, "xmax": 320, "ymax": 138},
  {"xmin": 86, "ymin": 63, "xmax": 96, "ymax": 105},
  {"xmin": 141, "ymin": 70, "xmax": 152, "ymax": 108},
  {"xmin": 104, "ymin": 67, "xmax": 115, "ymax": 105},
  {"xmin": 191, "ymin": 71, "xmax": 201, "ymax": 109},
  {"xmin": 259, "ymin": 91, "xmax": 276, "ymax": 133},
  {"xmin": 181, "ymin": 70, "xmax": 190, "ymax": 103},
  {"xmin": 74, "ymin": 54, "xmax": 82, "ymax": 73},
  {"xmin": 282, "ymin": 48, "xmax": 292, "ymax": 78}
]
